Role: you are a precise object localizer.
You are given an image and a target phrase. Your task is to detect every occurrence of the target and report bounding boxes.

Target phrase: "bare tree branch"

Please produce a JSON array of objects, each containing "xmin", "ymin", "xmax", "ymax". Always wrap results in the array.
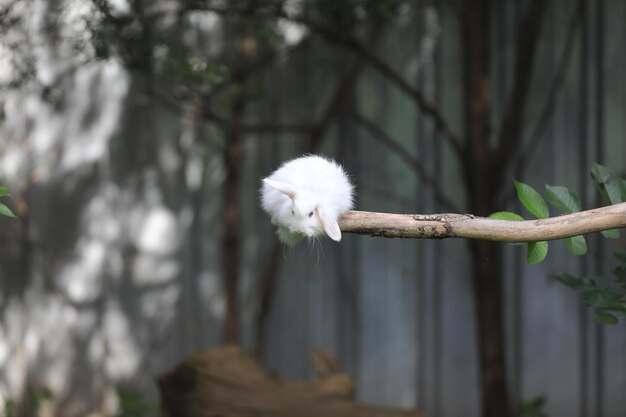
[
  {"xmin": 289, "ymin": 13, "xmax": 464, "ymax": 157},
  {"xmin": 340, "ymin": 202, "xmax": 626, "ymax": 242},
  {"xmin": 351, "ymin": 111, "xmax": 460, "ymax": 212},
  {"xmin": 150, "ymin": 87, "xmax": 317, "ymax": 133},
  {"xmin": 186, "ymin": 1, "xmax": 464, "ymax": 157},
  {"xmin": 494, "ymin": 0, "xmax": 548, "ymax": 179},
  {"xmin": 514, "ymin": 0, "xmax": 585, "ymax": 179},
  {"xmin": 202, "ymin": 107, "xmax": 316, "ymax": 133}
]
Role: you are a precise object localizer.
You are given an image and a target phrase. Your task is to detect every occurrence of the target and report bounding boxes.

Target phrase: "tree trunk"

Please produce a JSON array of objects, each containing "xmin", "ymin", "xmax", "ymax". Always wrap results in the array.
[
  {"xmin": 468, "ymin": 239, "xmax": 510, "ymax": 417},
  {"xmin": 463, "ymin": 1, "xmax": 512, "ymax": 417},
  {"xmin": 221, "ymin": 32, "xmax": 254, "ymax": 344},
  {"xmin": 222, "ymin": 115, "xmax": 243, "ymax": 344}
]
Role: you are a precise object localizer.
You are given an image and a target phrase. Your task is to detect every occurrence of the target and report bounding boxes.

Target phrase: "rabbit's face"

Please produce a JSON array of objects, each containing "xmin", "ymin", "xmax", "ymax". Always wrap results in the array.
[{"xmin": 285, "ymin": 195, "xmax": 322, "ymax": 237}]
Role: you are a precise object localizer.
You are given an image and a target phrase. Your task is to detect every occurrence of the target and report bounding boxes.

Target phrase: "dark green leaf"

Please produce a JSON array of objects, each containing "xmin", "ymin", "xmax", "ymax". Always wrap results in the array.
[
  {"xmin": 555, "ymin": 273, "xmax": 591, "ymax": 292},
  {"xmin": 488, "ymin": 211, "xmax": 525, "ymax": 221},
  {"xmin": 544, "ymin": 184, "xmax": 581, "ymax": 213},
  {"xmin": 595, "ymin": 311, "xmax": 619, "ymax": 325},
  {"xmin": 583, "ymin": 289, "xmax": 605, "ymax": 307},
  {"xmin": 514, "ymin": 181, "xmax": 550, "ymax": 219},
  {"xmin": 527, "ymin": 241, "xmax": 548, "ymax": 265},
  {"xmin": 601, "ymin": 229, "xmax": 620, "ymax": 239},
  {"xmin": 605, "ymin": 180, "xmax": 623, "ymax": 204},
  {"xmin": 518, "ymin": 395, "xmax": 547, "ymax": 417},
  {"xmin": 0, "ymin": 186, "xmax": 9, "ymax": 197},
  {"xmin": 590, "ymin": 163, "xmax": 612, "ymax": 183},
  {"xmin": 0, "ymin": 203, "xmax": 16, "ymax": 218},
  {"xmin": 583, "ymin": 288, "xmax": 622, "ymax": 308},
  {"xmin": 612, "ymin": 266, "xmax": 626, "ymax": 282},
  {"xmin": 564, "ymin": 235, "xmax": 587, "ymax": 255},
  {"xmin": 614, "ymin": 250, "xmax": 626, "ymax": 264},
  {"xmin": 591, "ymin": 163, "xmax": 623, "ymax": 204}
]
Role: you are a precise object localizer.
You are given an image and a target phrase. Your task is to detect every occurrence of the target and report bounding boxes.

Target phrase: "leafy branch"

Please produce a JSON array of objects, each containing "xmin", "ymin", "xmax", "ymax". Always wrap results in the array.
[
  {"xmin": 492, "ymin": 163, "xmax": 626, "ymax": 324},
  {"xmin": 339, "ymin": 164, "xmax": 626, "ymax": 325},
  {"xmin": 491, "ymin": 163, "xmax": 624, "ymax": 264}
]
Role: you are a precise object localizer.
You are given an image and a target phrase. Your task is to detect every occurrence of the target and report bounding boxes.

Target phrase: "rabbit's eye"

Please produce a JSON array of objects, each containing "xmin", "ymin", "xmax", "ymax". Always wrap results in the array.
[
  {"xmin": 308, "ymin": 211, "xmax": 314, "ymax": 217},
  {"xmin": 291, "ymin": 210, "xmax": 295, "ymax": 215}
]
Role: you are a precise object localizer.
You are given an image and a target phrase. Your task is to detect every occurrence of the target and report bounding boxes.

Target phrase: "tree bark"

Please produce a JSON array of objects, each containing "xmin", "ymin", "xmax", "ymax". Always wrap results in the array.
[
  {"xmin": 339, "ymin": 204, "xmax": 626, "ymax": 241},
  {"xmin": 468, "ymin": 239, "xmax": 509, "ymax": 417}
]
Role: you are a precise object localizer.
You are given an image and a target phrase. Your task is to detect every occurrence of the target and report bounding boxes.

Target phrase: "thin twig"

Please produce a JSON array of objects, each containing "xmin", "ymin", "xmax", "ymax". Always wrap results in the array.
[
  {"xmin": 150, "ymin": 87, "xmax": 316, "ymax": 133},
  {"xmin": 202, "ymin": 107, "xmax": 316, "ymax": 133},
  {"xmin": 352, "ymin": 111, "xmax": 460, "ymax": 212},
  {"xmin": 186, "ymin": 1, "xmax": 464, "ymax": 157},
  {"xmin": 287, "ymin": 12, "xmax": 464, "ymax": 157},
  {"xmin": 340, "ymin": 202, "xmax": 626, "ymax": 242},
  {"xmin": 494, "ymin": 0, "xmax": 549, "ymax": 177},
  {"xmin": 515, "ymin": 0, "xmax": 585, "ymax": 179}
]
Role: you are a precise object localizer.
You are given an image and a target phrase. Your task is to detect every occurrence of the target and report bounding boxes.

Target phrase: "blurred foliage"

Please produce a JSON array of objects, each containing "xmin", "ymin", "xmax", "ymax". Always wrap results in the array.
[
  {"xmin": 115, "ymin": 388, "xmax": 154, "ymax": 417},
  {"xmin": 517, "ymin": 396, "xmax": 548, "ymax": 417},
  {"xmin": 490, "ymin": 164, "xmax": 626, "ymax": 324},
  {"xmin": 1, "ymin": 0, "xmax": 416, "ymax": 113},
  {"xmin": 3, "ymin": 386, "xmax": 52, "ymax": 417},
  {"xmin": 0, "ymin": 186, "xmax": 16, "ymax": 218}
]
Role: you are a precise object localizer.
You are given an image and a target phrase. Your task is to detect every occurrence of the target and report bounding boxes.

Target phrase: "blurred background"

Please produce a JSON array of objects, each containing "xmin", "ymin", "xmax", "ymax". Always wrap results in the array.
[{"xmin": 0, "ymin": 0, "xmax": 625, "ymax": 416}]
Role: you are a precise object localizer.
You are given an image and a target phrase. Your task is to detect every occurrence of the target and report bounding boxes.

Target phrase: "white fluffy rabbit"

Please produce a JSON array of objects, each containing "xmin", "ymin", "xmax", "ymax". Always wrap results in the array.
[{"xmin": 260, "ymin": 155, "xmax": 354, "ymax": 244}]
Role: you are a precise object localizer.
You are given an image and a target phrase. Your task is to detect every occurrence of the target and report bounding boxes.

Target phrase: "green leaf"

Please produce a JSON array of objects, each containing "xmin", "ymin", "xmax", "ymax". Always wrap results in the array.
[
  {"xmin": 555, "ymin": 273, "xmax": 591, "ymax": 292},
  {"xmin": 518, "ymin": 395, "xmax": 547, "ymax": 417},
  {"xmin": 0, "ymin": 186, "xmax": 9, "ymax": 197},
  {"xmin": 514, "ymin": 181, "xmax": 549, "ymax": 219},
  {"xmin": 564, "ymin": 235, "xmax": 587, "ymax": 255},
  {"xmin": 0, "ymin": 203, "xmax": 16, "ymax": 218},
  {"xmin": 604, "ymin": 180, "xmax": 623, "ymax": 204},
  {"xmin": 590, "ymin": 163, "xmax": 612, "ymax": 183},
  {"xmin": 488, "ymin": 211, "xmax": 525, "ymax": 221},
  {"xmin": 612, "ymin": 266, "xmax": 626, "ymax": 282},
  {"xmin": 591, "ymin": 163, "xmax": 624, "ymax": 204},
  {"xmin": 614, "ymin": 250, "xmax": 626, "ymax": 264},
  {"xmin": 582, "ymin": 289, "xmax": 606, "ymax": 307},
  {"xmin": 595, "ymin": 311, "xmax": 619, "ymax": 325},
  {"xmin": 544, "ymin": 184, "xmax": 581, "ymax": 213},
  {"xmin": 601, "ymin": 229, "xmax": 620, "ymax": 239},
  {"xmin": 583, "ymin": 288, "xmax": 622, "ymax": 308},
  {"xmin": 527, "ymin": 241, "xmax": 548, "ymax": 265}
]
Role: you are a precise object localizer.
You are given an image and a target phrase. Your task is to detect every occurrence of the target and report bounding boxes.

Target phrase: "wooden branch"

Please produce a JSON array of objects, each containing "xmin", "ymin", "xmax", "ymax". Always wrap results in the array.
[
  {"xmin": 158, "ymin": 345, "xmax": 425, "ymax": 417},
  {"xmin": 339, "ymin": 202, "xmax": 626, "ymax": 242}
]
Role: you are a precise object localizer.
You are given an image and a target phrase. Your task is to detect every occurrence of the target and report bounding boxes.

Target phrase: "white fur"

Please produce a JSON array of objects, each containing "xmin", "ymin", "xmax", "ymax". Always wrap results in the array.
[{"xmin": 260, "ymin": 155, "xmax": 354, "ymax": 244}]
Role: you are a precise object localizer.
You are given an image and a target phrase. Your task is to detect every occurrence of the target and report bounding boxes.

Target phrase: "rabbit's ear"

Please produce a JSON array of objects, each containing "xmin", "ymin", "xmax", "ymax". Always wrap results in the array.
[
  {"xmin": 263, "ymin": 178, "xmax": 297, "ymax": 199},
  {"xmin": 317, "ymin": 206, "xmax": 341, "ymax": 242}
]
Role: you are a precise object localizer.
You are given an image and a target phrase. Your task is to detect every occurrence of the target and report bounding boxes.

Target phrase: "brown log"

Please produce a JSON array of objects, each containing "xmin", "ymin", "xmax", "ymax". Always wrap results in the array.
[{"xmin": 158, "ymin": 345, "xmax": 425, "ymax": 417}]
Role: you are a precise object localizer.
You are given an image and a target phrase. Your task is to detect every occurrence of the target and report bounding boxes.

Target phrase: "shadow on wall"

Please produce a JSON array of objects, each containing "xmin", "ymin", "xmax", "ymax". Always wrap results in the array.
[{"xmin": 0, "ymin": 58, "xmax": 227, "ymax": 416}]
